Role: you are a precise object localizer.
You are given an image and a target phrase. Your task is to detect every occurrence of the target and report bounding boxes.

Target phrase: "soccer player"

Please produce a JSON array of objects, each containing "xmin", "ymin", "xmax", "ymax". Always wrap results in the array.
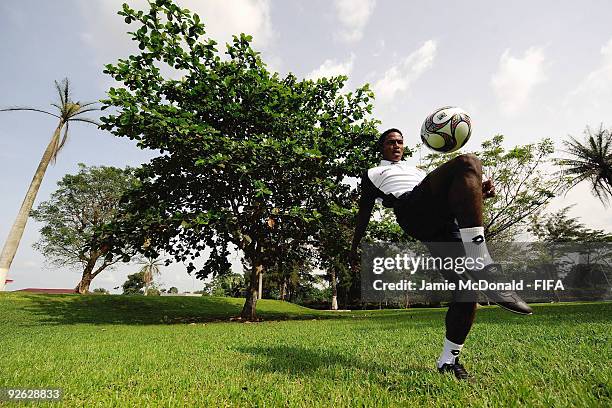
[{"xmin": 350, "ymin": 128, "xmax": 532, "ymax": 380}]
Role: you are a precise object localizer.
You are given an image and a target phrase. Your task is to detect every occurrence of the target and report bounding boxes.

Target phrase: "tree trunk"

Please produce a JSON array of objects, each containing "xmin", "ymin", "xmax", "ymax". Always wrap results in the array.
[
  {"xmin": 330, "ymin": 268, "xmax": 338, "ymax": 310},
  {"xmin": 75, "ymin": 273, "xmax": 93, "ymax": 294},
  {"xmin": 0, "ymin": 121, "xmax": 64, "ymax": 291},
  {"xmin": 258, "ymin": 271, "xmax": 263, "ymax": 300},
  {"xmin": 241, "ymin": 263, "xmax": 262, "ymax": 320},
  {"xmin": 75, "ymin": 258, "xmax": 97, "ymax": 294}
]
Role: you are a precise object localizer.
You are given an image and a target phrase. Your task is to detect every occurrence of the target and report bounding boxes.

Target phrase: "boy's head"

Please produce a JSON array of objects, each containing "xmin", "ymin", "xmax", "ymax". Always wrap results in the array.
[{"xmin": 378, "ymin": 128, "xmax": 404, "ymax": 162}]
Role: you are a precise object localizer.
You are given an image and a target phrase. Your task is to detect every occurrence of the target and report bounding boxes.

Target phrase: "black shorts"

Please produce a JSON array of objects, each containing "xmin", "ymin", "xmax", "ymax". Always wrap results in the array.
[
  {"xmin": 393, "ymin": 177, "xmax": 461, "ymax": 243},
  {"xmin": 393, "ymin": 181, "xmax": 476, "ymax": 299}
]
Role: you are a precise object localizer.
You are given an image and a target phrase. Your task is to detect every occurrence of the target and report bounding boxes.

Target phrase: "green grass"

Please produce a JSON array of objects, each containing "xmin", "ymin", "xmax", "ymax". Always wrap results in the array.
[{"xmin": 0, "ymin": 294, "xmax": 610, "ymax": 407}]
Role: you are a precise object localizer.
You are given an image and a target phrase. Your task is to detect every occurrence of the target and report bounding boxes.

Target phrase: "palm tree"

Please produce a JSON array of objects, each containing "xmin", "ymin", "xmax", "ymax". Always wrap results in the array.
[
  {"xmin": 559, "ymin": 125, "xmax": 612, "ymax": 205},
  {"xmin": 0, "ymin": 78, "xmax": 99, "ymax": 291},
  {"xmin": 138, "ymin": 257, "xmax": 163, "ymax": 295}
]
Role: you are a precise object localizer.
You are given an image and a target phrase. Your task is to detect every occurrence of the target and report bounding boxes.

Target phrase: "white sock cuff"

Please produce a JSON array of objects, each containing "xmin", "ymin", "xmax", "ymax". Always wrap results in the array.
[
  {"xmin": 444, "ymin": 338, "xmax": 463, "ymax": 350},
  {"xmin": 459, "ymin": 226, "xmax": 485, "ymax": 242},
  {"xmin": 438, "ymin": 338, "xmax": 465, "ymax": 367}
]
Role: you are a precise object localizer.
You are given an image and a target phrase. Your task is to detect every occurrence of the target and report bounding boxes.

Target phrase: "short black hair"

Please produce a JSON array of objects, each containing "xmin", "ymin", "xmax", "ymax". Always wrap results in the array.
[{"xmin": 378, "ymin": 128, "xmax": 403, "ymax": 149}]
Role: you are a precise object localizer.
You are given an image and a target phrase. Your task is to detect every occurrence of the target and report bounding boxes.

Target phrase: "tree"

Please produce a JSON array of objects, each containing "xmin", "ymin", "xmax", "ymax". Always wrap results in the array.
[
  {"xmin": 290, "ymin": 275, "xmax": 331, "ymax": 307},
  {"xmin": 204, "ymin": 273, "xmax": 245, "ymax": 297},
  {"xmin": 421, "ymin": 135, "xmax": 561, "ymax": 241},
  {"xmin": 137, "ymin": 256, "xmax": 163, "ymax": 296},
  {"xmin": 558, "ymin": 125, "xmax": 612, "ymax": 205},
  {"xmin": 0, "ymin": 79, "xmax": 100, "ymax": 291},
  {"xmin": 99, "ymin": 1, "xmax": 379, "ymax": 320},
  {"xmin": 528, "ymin": 207, "xmax": 612, "ymax": 301},
  {"xmin": 316, "ymin": 206, "xmax": 354, "ymax": 310},
  {"xmin": 261, "ymin": 245, "xmax": 315, "ymax": 302},
  {"xmin": 168, "ymin": 286, "xmax": 179, "ymax": 294},
  {"xmin": 30, "ymin": 164, "xmax": 137, "ymax": 293},
  {"xmin": 92, "ymin": 288, "xmax": 109, "ymax": 294},
  {"xmin": 530, "ymin": 206, "xmax": 612, "ymax": 243},
  {"xmin": 122, "ymin": 271, "xmax": 145, "ymax": 295}
]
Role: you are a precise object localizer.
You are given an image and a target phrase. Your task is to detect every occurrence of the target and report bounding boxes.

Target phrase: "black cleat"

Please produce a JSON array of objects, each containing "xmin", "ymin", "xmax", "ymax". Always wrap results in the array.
[
  {"xmin": 465, "ymin": 264, "xmax": 533, "ymax": 315},
  {"xmin": 438, "ymin": 358, "xmax": 470, "ymax": 380}
]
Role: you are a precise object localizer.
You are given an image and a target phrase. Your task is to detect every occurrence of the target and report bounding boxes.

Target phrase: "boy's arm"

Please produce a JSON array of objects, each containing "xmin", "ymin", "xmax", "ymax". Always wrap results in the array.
[
  {"xmin": 350, "ymin": 173, "xmax": 377, "ymax": 255},
  {"xmin": 351, "ymin": 195, "xmax": 375, "ymax": 253}
]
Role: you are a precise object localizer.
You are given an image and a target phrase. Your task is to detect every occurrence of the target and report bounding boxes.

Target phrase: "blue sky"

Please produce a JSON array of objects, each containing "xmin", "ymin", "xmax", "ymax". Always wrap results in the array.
[{"xmin": 1, "ymin": 0, "xmax": 611, "ymax": 292}]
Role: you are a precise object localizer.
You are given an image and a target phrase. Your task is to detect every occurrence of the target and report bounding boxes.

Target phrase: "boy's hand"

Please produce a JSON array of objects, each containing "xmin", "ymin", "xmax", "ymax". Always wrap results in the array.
[{"xmin": 482, "ymin": 179, "xmax": 495, "ymax": 199}]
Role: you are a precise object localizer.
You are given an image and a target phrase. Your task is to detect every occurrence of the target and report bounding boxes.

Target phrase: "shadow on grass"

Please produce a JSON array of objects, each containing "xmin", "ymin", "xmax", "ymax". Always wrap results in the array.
[
  {"xmin": 238, "ymin": 344, "xmax": 432, "ymax": 391},
  {"xmin": 15, "ymin": 294, "xmax": 342, "ymax": 326},
  {"xmin": 21, "ymin": 294, "xmax": 238, "ymax": 325}
]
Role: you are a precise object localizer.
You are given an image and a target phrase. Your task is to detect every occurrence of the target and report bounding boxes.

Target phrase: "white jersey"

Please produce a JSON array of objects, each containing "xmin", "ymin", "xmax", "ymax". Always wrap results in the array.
[{"xmin": 365, "ymin": 160, "xmax": 426, "ymax": 203}]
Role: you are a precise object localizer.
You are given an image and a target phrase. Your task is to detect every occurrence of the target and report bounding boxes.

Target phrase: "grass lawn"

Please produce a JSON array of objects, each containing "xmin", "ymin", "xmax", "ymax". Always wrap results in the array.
[{"xmin": 0, "ymin": 293, "xmax": 610, "ymax": 407}]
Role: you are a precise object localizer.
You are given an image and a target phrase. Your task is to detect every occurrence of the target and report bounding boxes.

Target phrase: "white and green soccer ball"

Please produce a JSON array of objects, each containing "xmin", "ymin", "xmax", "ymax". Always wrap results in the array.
[{"xmin": 420, "ymin": 106, "xmax": 472, "ymax": 153}]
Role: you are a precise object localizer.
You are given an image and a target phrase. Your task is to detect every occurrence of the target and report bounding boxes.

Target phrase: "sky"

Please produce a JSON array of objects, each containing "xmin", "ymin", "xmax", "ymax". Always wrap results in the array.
[{"xmin": 1, "ymin": 0, "xmax": 611, "ymax": 293}]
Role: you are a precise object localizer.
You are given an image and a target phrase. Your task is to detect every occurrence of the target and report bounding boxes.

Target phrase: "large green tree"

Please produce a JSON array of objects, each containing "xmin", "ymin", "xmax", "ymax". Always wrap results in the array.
[
  {"xmin": 98, "ymin": 0, "xmax": 378, "ymax": 319},
  {"xmin": 0, "ymin": 79, "xmax": 99, "ymax": 291},
  {"xmin": 30, "ymin": 164, "xmax": 137, "ymax": 293}
]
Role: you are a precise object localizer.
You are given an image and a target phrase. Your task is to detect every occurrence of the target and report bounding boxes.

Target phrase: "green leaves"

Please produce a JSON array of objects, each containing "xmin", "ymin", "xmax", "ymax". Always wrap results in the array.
[
  {"xmin": 101, "ymin": 0, "xmax": 380, "ymax": 281},
  {"xmin": 253, "ymin": 180, "xmax": 272, "ymax": 197},
  {"xmin": 31, "ymin": 164, "xmax": 137, "ymax": 270}
]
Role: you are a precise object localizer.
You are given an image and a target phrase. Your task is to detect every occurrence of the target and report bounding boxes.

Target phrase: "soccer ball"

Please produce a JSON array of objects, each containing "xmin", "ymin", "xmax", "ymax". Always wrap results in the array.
[{"xmin": 420, "ymin": 106, "xmax": 472, "ymax": 153}]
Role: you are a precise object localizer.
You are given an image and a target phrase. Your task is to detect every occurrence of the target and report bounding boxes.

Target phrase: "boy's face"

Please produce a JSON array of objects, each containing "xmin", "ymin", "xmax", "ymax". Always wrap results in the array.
[{"xmin": 382, "ymin": 132, "xmax": 404, "ymax": 162}]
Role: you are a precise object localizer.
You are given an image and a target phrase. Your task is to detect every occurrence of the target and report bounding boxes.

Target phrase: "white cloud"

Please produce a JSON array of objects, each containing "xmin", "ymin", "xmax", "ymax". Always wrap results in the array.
[
  {"xmin": 334, "ymin": 0, "xmax": 376, "ymax": 43},
  {"xmin": 79, "ymin": 0, "xmax": 275, "ymax": 67},
  {"xmin": 491, "ymin": 47, "xmax": 547, "ymax": 115},
  {"xmin": 565, "ymin": 37, "xmax": 612, "ymax": 112},
  {"xmin": 372, "ymin": 40, "xmax": 437, "ymax": 103},
  {"xmin": 307, "ymin": 54, "xmax": 355, "ymax": 80},
  {"xmin": 95, "ymin": 272, "xmax": 121, "ymax": 285},
  {"xmin": 181, "ymin": 0, "xmax": 274, "ymax": 49}
]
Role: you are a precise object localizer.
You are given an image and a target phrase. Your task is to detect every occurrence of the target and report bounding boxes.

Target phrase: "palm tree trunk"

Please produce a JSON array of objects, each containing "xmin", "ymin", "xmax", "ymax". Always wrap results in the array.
[{"xmin": 0, "ymin": 121, "xmax": 64, "ymax": 291}]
